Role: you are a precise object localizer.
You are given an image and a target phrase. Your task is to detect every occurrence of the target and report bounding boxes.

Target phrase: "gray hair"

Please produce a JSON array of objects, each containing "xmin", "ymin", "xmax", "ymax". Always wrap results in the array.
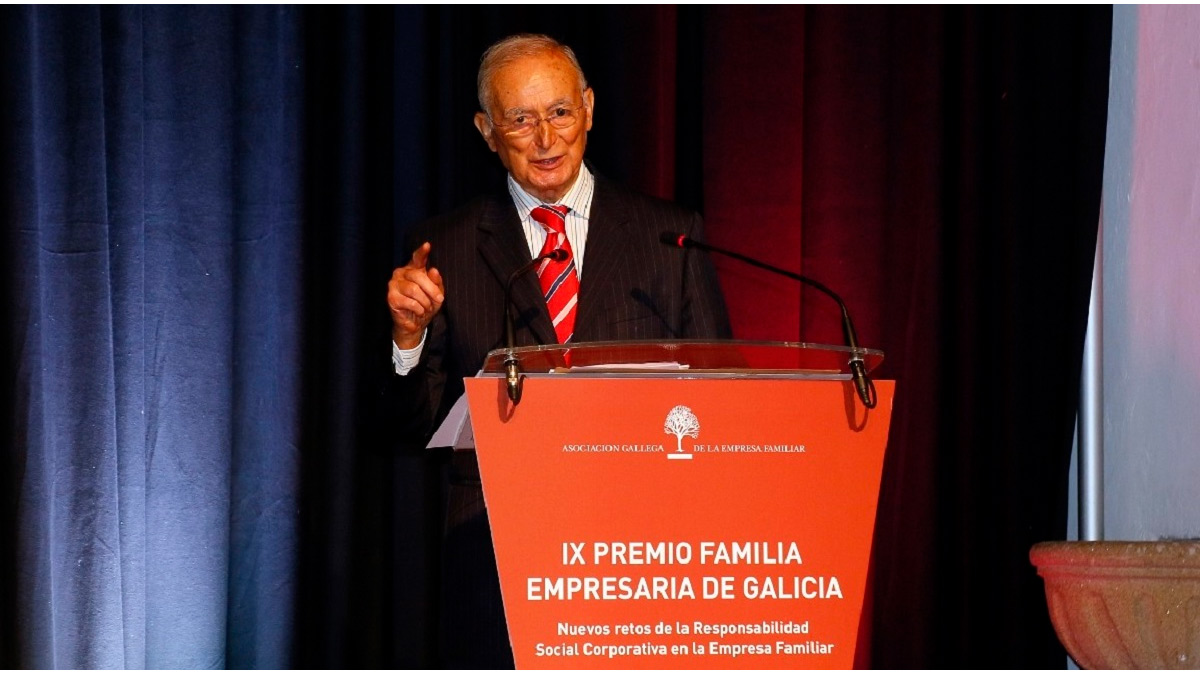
[{"xmin": 477, "ymin": 34, "xmax": 588, "ymax": 116}]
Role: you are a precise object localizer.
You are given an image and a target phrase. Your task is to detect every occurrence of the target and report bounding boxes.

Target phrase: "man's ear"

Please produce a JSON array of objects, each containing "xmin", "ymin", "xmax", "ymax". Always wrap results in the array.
[
  {"xmin": 583, "ymin": 87, "xmax": 595, "ymax": 132},
  {"xmin": 474, "ymin": 112, "xmax": 498, "ymax": 152}
]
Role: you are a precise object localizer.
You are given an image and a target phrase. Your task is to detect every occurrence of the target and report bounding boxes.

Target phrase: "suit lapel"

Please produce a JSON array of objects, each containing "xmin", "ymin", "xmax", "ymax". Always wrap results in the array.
[
  {"xmin": 574, "ymin": 179, "xmax": 630, "ymax": 340},
  {"xmin": 476, "ymin": 194, "xmax": 558, "ymax": 345}
]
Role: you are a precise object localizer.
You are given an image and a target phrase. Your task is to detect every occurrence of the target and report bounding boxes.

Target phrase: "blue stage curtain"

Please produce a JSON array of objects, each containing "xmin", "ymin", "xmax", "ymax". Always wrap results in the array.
[{"xmin": 0, "ymin": 6, "xmax": 302, "ymax": 667}]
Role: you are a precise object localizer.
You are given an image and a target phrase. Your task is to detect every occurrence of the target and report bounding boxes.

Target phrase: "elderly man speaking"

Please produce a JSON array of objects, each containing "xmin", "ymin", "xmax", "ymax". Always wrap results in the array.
[{"xmin": 386, "ymin": 33, "xmax": 730, "ymax": 668}]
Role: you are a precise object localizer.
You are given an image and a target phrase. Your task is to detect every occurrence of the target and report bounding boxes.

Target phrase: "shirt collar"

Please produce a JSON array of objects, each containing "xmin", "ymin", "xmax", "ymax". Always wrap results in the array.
[{"xmin": 507, "ymin": 164, "xmax": 594, "ymax": 220}]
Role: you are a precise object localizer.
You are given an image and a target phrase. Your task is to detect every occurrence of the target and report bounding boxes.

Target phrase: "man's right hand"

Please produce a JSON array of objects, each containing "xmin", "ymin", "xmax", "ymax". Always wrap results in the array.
[{"xmin": 388, "ymin": 242, "xmax": 445, "ymax": 349}]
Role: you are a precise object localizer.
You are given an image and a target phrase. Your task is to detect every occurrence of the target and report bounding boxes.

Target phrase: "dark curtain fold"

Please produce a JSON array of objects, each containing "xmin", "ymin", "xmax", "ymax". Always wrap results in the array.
[
  {"xmin": 695, "ymin": 7, "xmax": 1109, "ymax": 666},
  {"xmin": 292, "ymin": 5, "xmax": 406, "ymax": 667},
  {"xmin": 787, "ymin": 7, "xmax": 1112, "ymax": 666},
  {"xmin": 1, "ymin": 5, "xmax": 1110, "ymax": 669}
]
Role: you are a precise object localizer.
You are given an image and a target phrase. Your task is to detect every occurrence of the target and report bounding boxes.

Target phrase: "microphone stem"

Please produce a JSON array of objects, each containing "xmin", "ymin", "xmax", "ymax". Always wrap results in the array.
[
  {"xmin": 504, "ymin": 296, "xmax": 521, "ymax": 404},
  {"xmin": 503, "ymin": 267, "xmax": 525, "ymax": 405},
  {"xmin": 676, "ymin": 236, "xmax": 877, "ymax": 409},
  {"xmin": 502, "ymin": 249, "xmax": 566, "ymax": 405}
]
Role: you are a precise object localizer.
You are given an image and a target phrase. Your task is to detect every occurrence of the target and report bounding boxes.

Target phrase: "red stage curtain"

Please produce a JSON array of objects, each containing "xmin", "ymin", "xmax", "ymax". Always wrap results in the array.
[{"xmin": 684, "ymin": 7, "xmax": 1110, "ymax": 668}]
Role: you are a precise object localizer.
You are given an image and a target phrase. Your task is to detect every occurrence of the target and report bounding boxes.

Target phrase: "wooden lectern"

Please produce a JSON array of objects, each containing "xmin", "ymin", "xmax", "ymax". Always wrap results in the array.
[{"xmin": 463, "ymin": 340, "xmax": 894, "ymax": 669}]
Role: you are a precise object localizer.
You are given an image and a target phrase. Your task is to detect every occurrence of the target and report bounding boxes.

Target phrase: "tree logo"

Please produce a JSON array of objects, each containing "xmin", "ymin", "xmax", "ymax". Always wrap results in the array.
[{"xmin": 663, "ymin": 405, "xmax": 699, "ymax": 460}]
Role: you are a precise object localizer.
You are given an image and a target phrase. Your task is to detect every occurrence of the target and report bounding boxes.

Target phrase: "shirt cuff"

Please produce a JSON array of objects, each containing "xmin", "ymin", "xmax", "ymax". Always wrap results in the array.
[{"xmin": 392, "ymin": 330, "xmax": 427, "ymax": 376}]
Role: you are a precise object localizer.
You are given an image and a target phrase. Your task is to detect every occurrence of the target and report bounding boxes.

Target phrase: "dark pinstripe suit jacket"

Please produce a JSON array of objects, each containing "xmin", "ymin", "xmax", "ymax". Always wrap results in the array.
[
  {"xmin": 395, "ymin": 173, "xmax": 732, "ymax": 443},
  {"xmin": 390, "ymin": 174, "xmax": 730, "ymax": 668}
]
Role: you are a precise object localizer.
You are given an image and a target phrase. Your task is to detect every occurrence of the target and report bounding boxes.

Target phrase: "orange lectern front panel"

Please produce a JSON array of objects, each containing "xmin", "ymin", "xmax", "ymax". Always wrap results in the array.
[{"xmin": 465, "ymin": 376, "xmax": 894, "ymax": 670}]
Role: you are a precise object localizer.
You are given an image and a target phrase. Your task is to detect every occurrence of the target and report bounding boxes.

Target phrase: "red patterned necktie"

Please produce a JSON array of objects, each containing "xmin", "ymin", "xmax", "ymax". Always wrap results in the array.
[{"xmin": 531, "ymin": 204, "xmax": 579, "ymax": 343}]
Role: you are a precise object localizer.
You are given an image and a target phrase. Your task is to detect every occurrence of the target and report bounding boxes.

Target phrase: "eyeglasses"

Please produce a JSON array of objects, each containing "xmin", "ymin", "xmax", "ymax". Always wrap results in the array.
[{"xmin": 489, "ymin": 103, "xmax": 588, "ymax": 138}]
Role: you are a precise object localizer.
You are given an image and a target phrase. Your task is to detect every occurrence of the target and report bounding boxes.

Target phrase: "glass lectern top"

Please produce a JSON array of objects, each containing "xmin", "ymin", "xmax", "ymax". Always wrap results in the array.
[{"xmin": 480, "ymin": 340, "xmax": 883, "ymax": 378}]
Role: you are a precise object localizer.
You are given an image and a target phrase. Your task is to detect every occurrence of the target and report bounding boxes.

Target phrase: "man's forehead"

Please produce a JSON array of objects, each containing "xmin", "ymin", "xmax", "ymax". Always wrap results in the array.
[
  {"xmin": 498, "ymin": 51, "xmax": 572, "ymax": 75},
  {"xmin": 490, "ymin": 54, "xmax": 582, "ymax": 103}
]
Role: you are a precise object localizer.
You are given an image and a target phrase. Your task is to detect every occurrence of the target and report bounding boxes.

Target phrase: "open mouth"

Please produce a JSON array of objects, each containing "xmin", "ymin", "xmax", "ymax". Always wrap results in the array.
[{"xmin": 531, "ymin": 156, "xmax": 563, "ymax": 169}]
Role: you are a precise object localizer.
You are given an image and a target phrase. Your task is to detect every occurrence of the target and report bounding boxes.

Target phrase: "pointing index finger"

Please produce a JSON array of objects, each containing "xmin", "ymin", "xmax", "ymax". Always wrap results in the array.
[{"xmin": 409, "ymin": 242, "xmax": 432, "ymax": 269}]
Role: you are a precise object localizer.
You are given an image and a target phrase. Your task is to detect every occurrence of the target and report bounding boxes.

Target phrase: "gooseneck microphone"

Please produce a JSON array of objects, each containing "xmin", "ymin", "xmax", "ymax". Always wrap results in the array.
[
  {"xmin": 503, "ymin": 248, "xmax": 569, "ymax": 404},
  {"xmin": 660, "ymin": 232, "xmax": 877, "ymax": 409}
]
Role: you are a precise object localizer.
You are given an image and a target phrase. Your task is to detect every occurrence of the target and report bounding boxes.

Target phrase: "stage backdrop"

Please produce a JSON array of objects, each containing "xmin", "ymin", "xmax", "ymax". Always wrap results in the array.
[{"xmin": 0, "ymin": 5, "xmax": 1110, "ymax": 669}]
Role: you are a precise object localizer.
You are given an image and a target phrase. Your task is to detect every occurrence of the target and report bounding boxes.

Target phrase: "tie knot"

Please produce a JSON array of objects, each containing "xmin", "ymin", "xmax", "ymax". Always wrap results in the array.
[{"xmin": 531, "ymin": 204, "xmax": 569, "ymax": 234}]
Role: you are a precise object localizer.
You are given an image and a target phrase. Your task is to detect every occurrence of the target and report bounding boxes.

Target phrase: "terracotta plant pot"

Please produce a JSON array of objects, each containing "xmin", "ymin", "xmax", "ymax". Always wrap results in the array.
[{"xmin": 1030, "ymin": 540, "xmax": 1200, "ymax": 669}]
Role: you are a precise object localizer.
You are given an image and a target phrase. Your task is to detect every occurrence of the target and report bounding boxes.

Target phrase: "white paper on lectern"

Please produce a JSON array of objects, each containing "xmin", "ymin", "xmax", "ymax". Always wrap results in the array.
[
  {"xmin": 567, "ymin": 362, "xmax": 687, "ymax": 371},
  {"xmin": 427, "ymin": 393, "xmax": 475, "ymax": 450}
]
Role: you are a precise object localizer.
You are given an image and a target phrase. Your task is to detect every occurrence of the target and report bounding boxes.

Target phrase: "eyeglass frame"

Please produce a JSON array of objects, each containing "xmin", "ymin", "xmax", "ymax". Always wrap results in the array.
[{"xmin": 486, "ymin": 102, "xmax": 591, "ymax": 138}]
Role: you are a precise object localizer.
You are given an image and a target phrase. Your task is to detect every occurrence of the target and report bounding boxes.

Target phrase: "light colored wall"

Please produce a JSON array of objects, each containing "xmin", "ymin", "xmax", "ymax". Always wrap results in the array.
[{"xmin": 1098, "ymin": 4, "xmax": 1200, "ymax": 541}]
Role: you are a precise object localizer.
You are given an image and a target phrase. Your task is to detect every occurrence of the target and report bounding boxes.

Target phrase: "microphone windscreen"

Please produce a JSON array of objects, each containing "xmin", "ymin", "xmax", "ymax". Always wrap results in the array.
[{"xmin": 659, "ymin": 232, "xmax": 687, "ymax": 248}]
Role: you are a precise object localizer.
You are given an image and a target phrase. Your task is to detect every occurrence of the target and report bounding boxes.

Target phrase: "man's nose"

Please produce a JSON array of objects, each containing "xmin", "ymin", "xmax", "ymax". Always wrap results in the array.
[{"xmin": 533, "ymin": 118, "xmax": 556, "ymax": 148}]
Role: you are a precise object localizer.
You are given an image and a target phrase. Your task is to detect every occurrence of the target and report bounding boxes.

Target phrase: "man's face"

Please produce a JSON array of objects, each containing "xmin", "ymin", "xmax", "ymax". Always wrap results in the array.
[{"xmin": 474, "ymin": 52, "xmax": 594, "ymax": 203}]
